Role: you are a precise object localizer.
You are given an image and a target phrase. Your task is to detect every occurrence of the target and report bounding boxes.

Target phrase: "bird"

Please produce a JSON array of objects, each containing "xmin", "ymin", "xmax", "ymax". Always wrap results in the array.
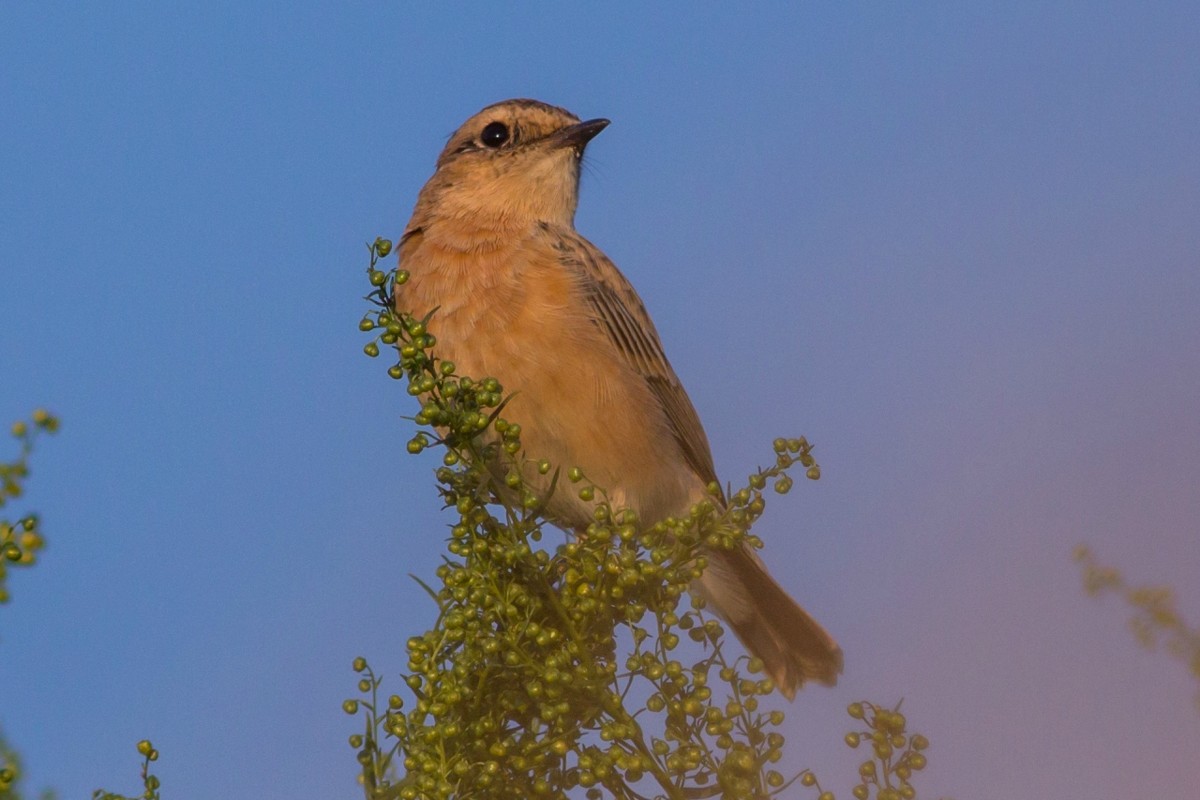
[{"xmin": 395, "ymin": 98, "xmax": 842, "ymax": 698}]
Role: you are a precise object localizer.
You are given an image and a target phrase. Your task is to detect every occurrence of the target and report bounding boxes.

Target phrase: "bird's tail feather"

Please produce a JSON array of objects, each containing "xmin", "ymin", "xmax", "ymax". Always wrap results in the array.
[{"xmin": 695, "ymin": 544, "xmax": 842, "ymax": 700}]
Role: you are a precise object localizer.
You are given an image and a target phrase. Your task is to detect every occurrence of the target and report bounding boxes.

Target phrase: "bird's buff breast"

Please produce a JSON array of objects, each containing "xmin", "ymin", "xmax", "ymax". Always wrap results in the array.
[{"xmin": 398, "ymin": 238, "xmax": 701, "ymax": 528}]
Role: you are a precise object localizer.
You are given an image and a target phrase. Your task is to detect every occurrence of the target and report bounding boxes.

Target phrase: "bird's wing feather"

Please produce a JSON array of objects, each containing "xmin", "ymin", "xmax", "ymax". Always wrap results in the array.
[{"xmin": 540, "ymin": 223, "xmax": 721, "ymax": 491}]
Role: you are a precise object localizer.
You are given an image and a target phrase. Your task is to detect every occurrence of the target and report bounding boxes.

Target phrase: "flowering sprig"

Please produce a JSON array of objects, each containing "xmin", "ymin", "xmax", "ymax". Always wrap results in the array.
[
  {"xmin": 351, "ymin": 237, "xmax": 934, "ymax": 800},
  {"xmin": 1, "ymin": 409, "xmax": 59, "ymax": 604}
]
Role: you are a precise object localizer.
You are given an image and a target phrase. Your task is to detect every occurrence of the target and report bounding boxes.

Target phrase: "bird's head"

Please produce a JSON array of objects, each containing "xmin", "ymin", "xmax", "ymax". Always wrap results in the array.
[{"xmin": 413, "ymin": 99, "xmax": 609, "ymax": 231}]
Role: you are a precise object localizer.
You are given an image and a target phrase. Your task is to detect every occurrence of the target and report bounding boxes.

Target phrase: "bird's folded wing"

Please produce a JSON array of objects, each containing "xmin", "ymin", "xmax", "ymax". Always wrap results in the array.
[{"xmin": 540, "ymin": 223, "xmax": 721, "ymax": 493}]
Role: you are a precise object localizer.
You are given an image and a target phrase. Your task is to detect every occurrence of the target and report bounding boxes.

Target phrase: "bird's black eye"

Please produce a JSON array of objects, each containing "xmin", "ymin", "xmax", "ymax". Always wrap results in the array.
[{"xmin": 480, "ymin": 121, "xmax": 510, "ymax": 148}]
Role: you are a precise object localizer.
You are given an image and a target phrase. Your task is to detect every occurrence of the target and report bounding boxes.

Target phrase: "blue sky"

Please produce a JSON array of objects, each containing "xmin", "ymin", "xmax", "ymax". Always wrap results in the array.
[{"xmin": 3, "ymin": 2, "xmax": 1198, "ymax": 798}]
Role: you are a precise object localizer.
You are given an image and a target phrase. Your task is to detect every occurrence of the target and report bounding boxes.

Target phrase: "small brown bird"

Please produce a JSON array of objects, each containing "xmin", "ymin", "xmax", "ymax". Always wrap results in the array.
[{"xmin": 397, "ymin": 99, "xmax": 842, "ymax": 697}]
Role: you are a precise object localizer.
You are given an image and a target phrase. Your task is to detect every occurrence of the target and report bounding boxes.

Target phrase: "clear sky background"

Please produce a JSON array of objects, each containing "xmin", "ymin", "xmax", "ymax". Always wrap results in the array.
[{"xmin": 3, "ymin": 3, "xmax": 1198, "ymax": 798}]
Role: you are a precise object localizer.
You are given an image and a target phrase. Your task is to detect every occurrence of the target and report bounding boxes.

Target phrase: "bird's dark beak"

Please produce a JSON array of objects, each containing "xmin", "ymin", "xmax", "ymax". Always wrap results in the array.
[{"xmin": 552, "ymin": 118, "xmax": 610, "ymax": 151}]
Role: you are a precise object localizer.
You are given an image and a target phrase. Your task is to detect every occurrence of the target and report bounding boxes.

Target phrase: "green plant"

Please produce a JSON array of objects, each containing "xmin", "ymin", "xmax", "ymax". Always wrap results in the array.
[
  {"xmin": 1, "ymin": 413, "xmax": 158, "ymax": 800},
  {"xmin": 1075, "ymin": 545, "xmax": 1200, "ymax": 710},
  {"xmin": 0, "ymin": 728, "xmax": 54, "ymax": 800},
  {"xmin": 0, "ymin": 409, "xmax": 58, "ymax": 605},
  {"xmin": 1, "ymin": 410, "xmax": 59, "ymax": 800},
  {"xmin": 350, "ymin": 238, "xmax": 934, "ymax": 799},
  {"xmin": 92, "ymin": 741, "xmax": 162, "ymax": 800}
]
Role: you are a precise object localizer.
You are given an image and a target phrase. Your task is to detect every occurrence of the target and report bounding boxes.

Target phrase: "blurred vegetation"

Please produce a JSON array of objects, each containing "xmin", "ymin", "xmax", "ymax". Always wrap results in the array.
[
  {"xmin": 0, "ymin": 410, "xmax": 58, "ymax": 606},
  {"xmin": 1, "ymin": 413, "xmax": 155, "ymax": 800},
  {"xmin": 1075, "ymin": 545, "xmax": 1200, "ymax": 710},
  {"xmin": 352, "ymin": 238, "xmax": 934, "ymax": 799},
  {"xmin": 1, "ymin": 410, "xmax": 58, "ymax": 800}
]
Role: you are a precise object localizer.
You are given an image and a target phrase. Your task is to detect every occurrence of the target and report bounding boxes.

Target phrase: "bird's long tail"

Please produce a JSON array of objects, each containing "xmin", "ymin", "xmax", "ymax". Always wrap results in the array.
[{"xmin": 694, "ymin": 544, "xmax": 842, "ymax": 700}]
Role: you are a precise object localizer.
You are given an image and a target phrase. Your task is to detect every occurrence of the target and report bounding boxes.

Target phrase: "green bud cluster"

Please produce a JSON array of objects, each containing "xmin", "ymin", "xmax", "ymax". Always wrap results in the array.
[
  {"xmin": 91, "ymin": 740, "xmax": 162, "ymax": 800},
  {"xmin": 825, "ymin": 701, "xmax": 929, "ymax": 800},
  {"xmin": 0, "ymin": 409, "xmax": 59, "ymax": 604}
]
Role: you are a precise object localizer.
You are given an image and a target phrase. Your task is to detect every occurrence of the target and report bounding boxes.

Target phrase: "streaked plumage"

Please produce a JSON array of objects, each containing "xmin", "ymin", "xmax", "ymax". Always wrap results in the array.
[{"xmin": 397, "ymin": 99, "xmax": 842, "ymax": 697}]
